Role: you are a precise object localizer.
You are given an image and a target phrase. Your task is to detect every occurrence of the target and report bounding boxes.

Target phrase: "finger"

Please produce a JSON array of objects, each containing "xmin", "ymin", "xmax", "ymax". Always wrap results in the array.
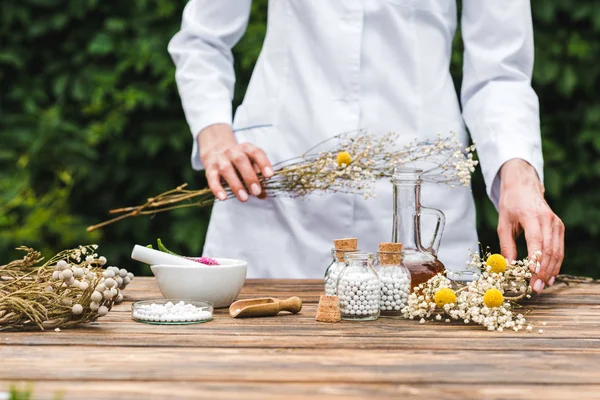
[
  {"xmin": 539, "ymin": 213, "xmax": 554, "ymax": 284},
  {"xmin": 521, "ymin": 216, "xmax": 545, "ymax": 293},
  {"xmin": 548, "ymin": 218, "xmax": 565, "ymax": 286},
  {"xmin": 205, "ymin": 168, "xmax": 227, "ymax": 201},
  {"xmin": 497, "ymin": 220, "xmax": 517, "ymax": 263},
  {"xmin": 218, "ymin": 159, "xmax": 249, "ymax": 202},
  {"xmin": 242, "ymin": 143, "xmax": 273, "ymax": 178},
  {"xmin": 228, "ymin": 148, "xmax": 262, "ymax": 197}
]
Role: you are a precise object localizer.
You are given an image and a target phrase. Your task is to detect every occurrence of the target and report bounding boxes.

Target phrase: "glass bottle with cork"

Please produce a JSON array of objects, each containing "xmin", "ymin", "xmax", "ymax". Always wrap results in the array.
[
  {"xmin": 324, "ymin": 238, "xmax": 359, "ymax": 296},
  {"xmin": 337, "ymin": 252, "xmax": 380, "ymax": 321},
  {"xmin": 375, "ymin": 242, "xmax": 411, "ymax": 316}
]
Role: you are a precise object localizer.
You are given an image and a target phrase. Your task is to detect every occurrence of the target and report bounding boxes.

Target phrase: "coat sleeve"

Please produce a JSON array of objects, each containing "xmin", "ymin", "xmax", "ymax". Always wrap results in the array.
[
  {"xmin": 461, "ymin": 0, "xmax": 544, "ymax": 209},
  {"xmin": 168, "ymin": 0, "xmax": 252, "ymax": 170}
]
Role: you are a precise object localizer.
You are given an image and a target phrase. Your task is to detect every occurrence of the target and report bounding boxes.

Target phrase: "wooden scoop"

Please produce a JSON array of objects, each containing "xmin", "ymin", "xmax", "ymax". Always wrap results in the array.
[{"xmin": 229, "ymin": 297, "xmax": 302, "ymax": 318}]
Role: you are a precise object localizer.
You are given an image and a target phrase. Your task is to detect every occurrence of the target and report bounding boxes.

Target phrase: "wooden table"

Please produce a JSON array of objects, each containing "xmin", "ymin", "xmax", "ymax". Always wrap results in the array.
[{"xmin": 1, "ymin": 278, "xmax": 599, "ymax": 399}]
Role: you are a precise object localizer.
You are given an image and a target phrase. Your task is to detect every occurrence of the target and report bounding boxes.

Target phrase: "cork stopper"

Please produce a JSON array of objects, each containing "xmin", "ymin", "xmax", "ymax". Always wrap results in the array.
[
  {"xmin": 378, "ymin": 242, "xmax": 403, "ymax": 265},
  {"xmin": 315, "ymin": 295, "xmax": 341, "ymax": 323},
  {"xmin": 334, "ymin": 238, "xmax": 358, "ymax": 260}
]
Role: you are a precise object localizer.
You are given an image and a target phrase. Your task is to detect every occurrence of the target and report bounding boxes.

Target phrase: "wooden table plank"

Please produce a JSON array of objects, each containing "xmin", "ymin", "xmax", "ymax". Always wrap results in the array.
[
  {"xmin": 1, "ymin": 278, "xmax": 599, "ymax": 399},
  {"xmin": 3, "ymin": 382, "xmax": 600, "ymax": 400},
  {"xmin": 2, "ymin": 347, "xmax": 600, "ymax": 385}
]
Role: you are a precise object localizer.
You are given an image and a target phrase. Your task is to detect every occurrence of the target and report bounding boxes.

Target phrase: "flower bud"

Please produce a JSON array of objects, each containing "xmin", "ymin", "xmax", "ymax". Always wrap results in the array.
[
  {"xmin": 73, "ymin": 268, "xmax": 84, "ymax": 279},
  {"xmin": 64, "ymin": 277, "xmax": 75, "ymax": 286},
  {"xmin": 95, "ymin": 283, "xmax": 106, "ymax": 293},
  {"xmin": 115, "ymin": 293, "xmax": 124, "ymax": 303},
  {"xmin": 104, "ymin": 278, "xmax": 116, "ymax": 289},
  {"xmin": 119, "ymin": 269, "xmax": 128, "ymax": 278},
  {"xmin": 98, "ymin": 305, "xmax": 109, "ymax": 316},
  {"xmin": 57, "ymin": 260, "xmax": 68, "ymax": 271},
  {"xmin": 60, "ymin": 298, "xmax": 73, "ymax": 307},
  {"xmin": 123, "ymin": 276, "xmax": 131, "ymax": 286},
  {"xmin": 115, "ymin": 277, "xmax": 123, "ymax": 287},
  {"xmin": 90, "ymin": 302, "xmax": 100, "ymax": 311},
  {"xmin": 52, "ymin": 271, "xmax": 60, "ymax": 280},
  {"xmin": 79, "ymin": 281, "xmax": 89, "ymax": 291},
  {"xmin": 98, "ymin": 256, "xmax": 107, "ymax": 265}
]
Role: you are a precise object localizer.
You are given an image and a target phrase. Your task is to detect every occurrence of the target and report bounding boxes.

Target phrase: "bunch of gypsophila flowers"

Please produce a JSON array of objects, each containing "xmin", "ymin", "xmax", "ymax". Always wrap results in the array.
[
  {"xmin": 0, "ymin": 245, "xmax": 134, "ymax": 331},
  {"xmin": 87, "ymin": 130, "xmax": 478, "ymax": 231},
  {"xmin": 402, "ymin": 250, "xmax": 539, "ymax": 332}
]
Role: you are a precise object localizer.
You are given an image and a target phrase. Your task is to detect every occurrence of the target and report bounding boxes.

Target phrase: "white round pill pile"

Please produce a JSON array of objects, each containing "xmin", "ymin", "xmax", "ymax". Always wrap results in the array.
[
  {"xmin": 324, "ymin": 264, "xmax": 343, "ymax": 296},
  {"xmin": 132, "ymin": 301, "xmax": 212, "ymax": 323},
  {"xmin": 337, "ymin": 276, "xmax": 380, "ymax": 319},
  {"xmin": 378, "ymin": 269, "xmax": 411, "ymax": 313}
]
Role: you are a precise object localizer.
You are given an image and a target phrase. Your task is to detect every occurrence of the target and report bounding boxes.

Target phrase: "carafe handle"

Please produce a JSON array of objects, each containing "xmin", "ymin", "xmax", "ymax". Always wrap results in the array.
[{"xmin": 419, "ymin": 207, "xmax": 446, "ymax": 256}]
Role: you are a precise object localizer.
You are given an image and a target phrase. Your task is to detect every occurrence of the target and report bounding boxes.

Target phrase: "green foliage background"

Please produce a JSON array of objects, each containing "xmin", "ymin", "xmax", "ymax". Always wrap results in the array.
[{"xmin": 1, "ymin": 0, "xmax": 599, "ymax": 277}]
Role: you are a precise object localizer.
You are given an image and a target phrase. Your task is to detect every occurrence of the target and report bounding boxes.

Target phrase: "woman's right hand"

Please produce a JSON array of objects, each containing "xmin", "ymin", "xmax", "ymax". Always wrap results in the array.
[{"xmin": 198, "ymin": 123, "xmax": 274, "ymax": 202}]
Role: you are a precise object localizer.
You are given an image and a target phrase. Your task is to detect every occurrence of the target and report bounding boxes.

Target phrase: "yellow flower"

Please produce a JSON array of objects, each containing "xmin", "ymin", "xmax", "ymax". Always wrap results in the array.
[
  {"xmin": 336, "ymin": 151, "xmax": 352, "ymax": 167},
  {"xmin": 483, "ymin": 288, "xmax": 504, "ymax": 308},
  {"xmin": 434, "ymin": 288, "xmax": 457, "ymax": 308},
  {"xmin": 486, "ymin": 253, "xmax": 507, "ymax": 273}
]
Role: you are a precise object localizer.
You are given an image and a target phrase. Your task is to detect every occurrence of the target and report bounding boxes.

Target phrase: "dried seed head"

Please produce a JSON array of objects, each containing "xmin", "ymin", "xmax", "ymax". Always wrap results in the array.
[
  {"xmin": 103, "ymin": 290, "xmax": 115, "ymax": 301},
  {"xmin": 103, "ymin": 269, "xmax": 115, "ymax": 279},
  {"xmin": 91, "ymin": 291, "xmax": 103, "ymax": 303},
  {"xmin": 72, "ymin": 304, "xmax": 83, "ymax": 315},
  {"xmin": 61, "ymin": 269, "xmax": 73, "ymax": 280}
]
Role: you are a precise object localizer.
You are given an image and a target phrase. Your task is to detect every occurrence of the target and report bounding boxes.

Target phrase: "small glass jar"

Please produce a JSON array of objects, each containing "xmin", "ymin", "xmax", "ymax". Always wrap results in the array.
[
  {"xmin": 375, "ymin": 251, "xmax": 411, "ymax": 317},
  {"xmin": 324, "ymin": 249, "xmax": 359, "ymax": 296},
  {"xmin": 337, "ymin": 252, "xmax": 380, "ymax": 321}
]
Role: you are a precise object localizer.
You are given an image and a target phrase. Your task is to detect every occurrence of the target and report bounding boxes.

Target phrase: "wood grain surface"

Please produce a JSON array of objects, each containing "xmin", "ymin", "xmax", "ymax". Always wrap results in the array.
[{"xmin": 1, "ymin": 278, "xmax": 599, "ymax": 399}]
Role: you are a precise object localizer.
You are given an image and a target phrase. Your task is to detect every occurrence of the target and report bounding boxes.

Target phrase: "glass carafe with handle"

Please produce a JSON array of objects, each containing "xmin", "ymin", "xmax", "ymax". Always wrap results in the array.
[{"xmin": 391, "ymin": 168, "xmax": 446, "ymax": 291}]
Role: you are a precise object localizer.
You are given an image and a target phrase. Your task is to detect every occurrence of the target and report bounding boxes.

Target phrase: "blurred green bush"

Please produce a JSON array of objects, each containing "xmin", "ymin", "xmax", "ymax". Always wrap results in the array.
[{"xmin": 1, "ymin": 0, "xmax": 598, "ymax": 277}]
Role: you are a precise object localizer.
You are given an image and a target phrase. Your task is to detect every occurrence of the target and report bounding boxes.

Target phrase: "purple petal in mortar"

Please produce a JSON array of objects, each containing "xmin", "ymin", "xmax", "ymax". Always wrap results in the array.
[{"xmin": 185, "ymin": 257, "xmax": 219, "ymax": 266}]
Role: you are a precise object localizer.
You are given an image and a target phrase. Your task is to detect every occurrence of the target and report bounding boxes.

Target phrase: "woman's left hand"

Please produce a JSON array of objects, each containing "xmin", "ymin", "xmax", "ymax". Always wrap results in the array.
[{"xmin": 496, "ymin": 159, "xmax": 565, "ymax": 294}]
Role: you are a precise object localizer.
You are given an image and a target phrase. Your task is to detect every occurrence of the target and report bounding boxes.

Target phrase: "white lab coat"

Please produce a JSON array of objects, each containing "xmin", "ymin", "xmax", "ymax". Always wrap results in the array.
[{"xmin": 168, "ymin": 0, "xmax": 544, "ymax": 279}]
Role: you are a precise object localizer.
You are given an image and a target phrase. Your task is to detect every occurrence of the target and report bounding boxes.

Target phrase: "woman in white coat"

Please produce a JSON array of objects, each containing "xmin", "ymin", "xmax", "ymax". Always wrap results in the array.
[{"xmin": 168, "ymin": 1, "xmax": 564, "ymax": 292}]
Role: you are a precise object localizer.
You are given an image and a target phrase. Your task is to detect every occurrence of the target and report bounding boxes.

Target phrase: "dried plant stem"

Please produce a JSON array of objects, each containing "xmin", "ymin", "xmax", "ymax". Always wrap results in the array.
[{"xmin": 88, "ymin": 130, "xmax": 478, "ymax": 232}]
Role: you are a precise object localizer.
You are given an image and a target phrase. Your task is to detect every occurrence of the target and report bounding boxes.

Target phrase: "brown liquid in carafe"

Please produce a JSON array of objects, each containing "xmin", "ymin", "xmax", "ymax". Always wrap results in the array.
[{"xmin": 404, "ymin": 259, "xmax": 446, "ymax": 291}]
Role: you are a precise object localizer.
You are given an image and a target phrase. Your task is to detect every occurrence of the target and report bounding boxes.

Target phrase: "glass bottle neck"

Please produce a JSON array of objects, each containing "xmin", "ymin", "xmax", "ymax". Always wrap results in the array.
[
  {"xmin": 331, "ymin": 249, "xmax": 360, "ymax": 263},
  {"xmin": 391, "ymin": 177, "xmax": 421, "ymax": 251}
]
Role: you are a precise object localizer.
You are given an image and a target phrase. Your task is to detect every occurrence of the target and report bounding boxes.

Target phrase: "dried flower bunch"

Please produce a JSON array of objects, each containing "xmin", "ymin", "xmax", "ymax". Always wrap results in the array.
[
  {"xmin": 0, "ymin": 245, "xmax": 133, "ymax": 331},
  {"xmin": 402, "ymin": 251, "xmax": 538, "ymax": 332},
  {"xmin": 87, "ymin": 130, "xmax": 477, "ymax": 231}
]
